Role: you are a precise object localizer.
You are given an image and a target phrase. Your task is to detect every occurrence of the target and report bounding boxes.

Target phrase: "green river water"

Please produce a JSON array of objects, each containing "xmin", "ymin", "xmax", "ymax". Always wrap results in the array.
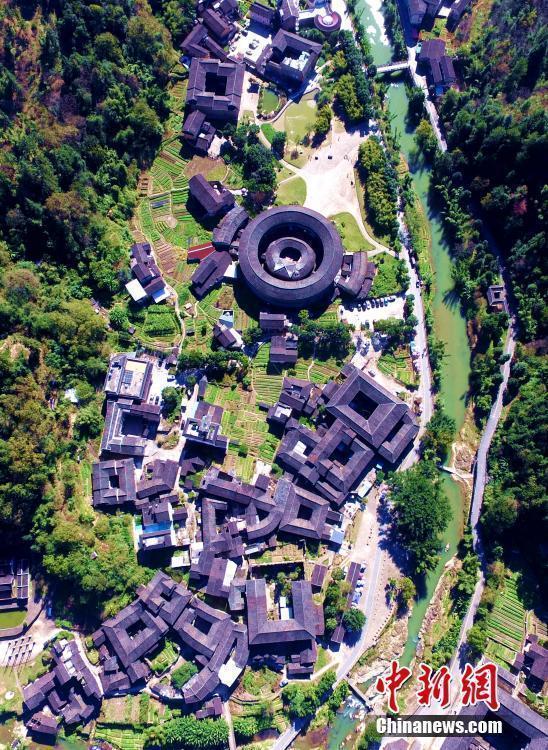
[{"xmin": 326, "ymin": 1, "xmax": 471, "ymax": 745}]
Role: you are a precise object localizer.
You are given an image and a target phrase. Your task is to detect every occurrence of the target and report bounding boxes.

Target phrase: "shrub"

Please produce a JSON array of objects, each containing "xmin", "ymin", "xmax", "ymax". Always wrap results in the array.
[
  {"xmin": 233, "ymin": 717, "xmax": 258, "ymax": 741},
  {"xmin": 171, "ymin": 661, "xmax": 198, "ymax": 690}
]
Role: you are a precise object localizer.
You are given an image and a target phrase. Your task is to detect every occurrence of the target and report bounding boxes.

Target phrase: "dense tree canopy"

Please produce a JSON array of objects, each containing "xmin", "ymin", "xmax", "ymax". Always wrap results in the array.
[
  {"xmin": 358, "ymin": 137, "xmax": 399, "ymax": 240},
  {"xmin": 431, "ymin": 0, "xmax": 547, "ymax": 343},
  {"xmin": 482, "ymin": 353, "xmax": 547, "ymax": 580},
  {"xmin": 0, "ymin": 0, "xmax": 177, "ymax": 618},
  {"xmin": 389, "ymin": 462, "xmax": 451, "ymax": 575},
  {"xmin": 342, "ymin": 607, "xmax": 366, "ymax": 632}
]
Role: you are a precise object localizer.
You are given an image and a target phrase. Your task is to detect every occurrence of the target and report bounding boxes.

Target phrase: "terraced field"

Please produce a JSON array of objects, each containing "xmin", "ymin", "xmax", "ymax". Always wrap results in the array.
[
  {"xmin": 294, "ymin": 358, "xmax": 341, "ymax": 385},
  {"xmin": 133, "ymin": 131, "xmax": 212, "ymax": 285},
  {"xmin": 485, "ymin": 573, "xmax": 526, "ymax": 669},
  {"xmin": 252, "ymin": 344, "xmax": 284, "ymax": 405},
  {"xmin": 379, "ymin": 348, "xmax": 417, "ymax": 387},
  {"xmin": 94, "ymin": 726, "xmax": 144, "ymax": 750},
  {"xmin": 204, "ymin": 379, "xmax": 280, "ymax": 481}
]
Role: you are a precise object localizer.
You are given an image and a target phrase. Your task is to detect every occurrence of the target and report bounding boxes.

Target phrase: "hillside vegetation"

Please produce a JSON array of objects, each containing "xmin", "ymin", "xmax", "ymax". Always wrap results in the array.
[
  {"xmin": 427, "ymin": 0, "xmax": 547, "ymax": 583},
  {"xmin": 0, "ymin": 0, "xmax": 181, "ymax": 620}
]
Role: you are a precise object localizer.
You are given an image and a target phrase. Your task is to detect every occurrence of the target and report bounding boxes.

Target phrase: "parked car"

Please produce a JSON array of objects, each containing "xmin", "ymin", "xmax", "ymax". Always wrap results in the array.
[
  {"xmin": 280, "ymin": 678, "xmax": 288, "ymax": 687},
  {"xmin": 416, "ymin": 280, "xmax": 421, "ymax": 288}
]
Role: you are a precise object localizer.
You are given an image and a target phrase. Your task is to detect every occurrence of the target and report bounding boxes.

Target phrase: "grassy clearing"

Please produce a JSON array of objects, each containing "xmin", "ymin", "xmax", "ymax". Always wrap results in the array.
[
  {"xmin": 329, "ymin": 212, "xmax": 373, "ymax": 252},
  {"xmin": 184, "ymin": 155, "xmax": 227, "ymax": 181},
  {"xmin": 273, "ymin": 94, "xmax": 317, "ymax": 143},
  {"xmin": 259, "ymin": 87, "xmax": 280, "ymax": 114},
  {"xmin": 275, "ymin": 176, "xmax": 307, "ymax": 206},
  {"xmin": 315, "ymin": 646, "xmax": 332, "ymax": 672},
  {"xmin": 0, "ymin": 610, "xmax": 27, "ymax": 628},
  {"xmin": 371, "ymin": 252, "xmax": 407, "ymax": 297},
  {"xmin": 261, "ymin": 123, "xmax": 276, "ymax": 144}
]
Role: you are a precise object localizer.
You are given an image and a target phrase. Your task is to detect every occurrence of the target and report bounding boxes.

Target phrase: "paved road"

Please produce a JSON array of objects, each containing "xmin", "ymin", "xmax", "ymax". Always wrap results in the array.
[
  {"xmin": 398, "ymin": 216, "xmax": 434, "ymax": 439},
  {"xmin": 223, "ymin": 699, "xmax": 237, "ymax": 750},
  {"xmin": 469, "ymin": 325, "xmax": 515, "ymax": 538},
  {"xmin": 395, "ymin": 0, "xmax": 448, "ymax": 152}
]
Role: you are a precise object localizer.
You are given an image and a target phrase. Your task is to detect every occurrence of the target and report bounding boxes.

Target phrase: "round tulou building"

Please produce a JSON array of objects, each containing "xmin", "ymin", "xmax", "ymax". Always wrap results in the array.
[{"xmin": 238, "ymin": 205, "xmax": 344, "ymax": 308}]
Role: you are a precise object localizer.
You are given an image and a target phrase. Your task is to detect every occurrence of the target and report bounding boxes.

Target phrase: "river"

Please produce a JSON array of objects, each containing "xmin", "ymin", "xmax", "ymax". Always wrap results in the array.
[
  {"xmin": 326, "ymin": 1, "xmax": 470, "ymax": 745},
  {"xmin": 386, "ymin": 81, "xmax": 469, "ymax": 667}
]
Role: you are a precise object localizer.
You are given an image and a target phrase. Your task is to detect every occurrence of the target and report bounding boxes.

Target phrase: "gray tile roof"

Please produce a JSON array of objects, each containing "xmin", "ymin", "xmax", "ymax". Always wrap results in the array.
[
  {"xmin": 212, "ymin": 205, "xmax": 249, "ymax": 249},
  {"xmin": 188, "ymin": 174, "xmax": 235, "ymax": 217},
  {"xmin": 101, "ymin": 399, "xmax": 161, "ymax": 457},
  {"xmin": 186, "ymin": 58, "xmax": 244, "ymax": 122},
  {"xmin": 92, "ymin": 459, "xmax": 137, "ymax": 508}
]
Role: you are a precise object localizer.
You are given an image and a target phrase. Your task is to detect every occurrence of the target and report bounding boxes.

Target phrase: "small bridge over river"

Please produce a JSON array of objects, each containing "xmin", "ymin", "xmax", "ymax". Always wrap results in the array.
[{"xmin": 377, "ymin": 60, "xmax": 410, "ymax": 74}]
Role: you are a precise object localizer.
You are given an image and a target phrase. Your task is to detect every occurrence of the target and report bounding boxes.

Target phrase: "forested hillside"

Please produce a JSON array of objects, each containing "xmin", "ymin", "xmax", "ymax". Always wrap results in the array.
[
  {"xmin": 0, "ymin": 0, "xmax": 182, "ymax": 620},
  {"xmin": 430, "ymin": 0, "xmax": 547, "ymax": 578},
  {"xmin": 433, "ymin": 0, "xmax": 546, "ymax": 340}
]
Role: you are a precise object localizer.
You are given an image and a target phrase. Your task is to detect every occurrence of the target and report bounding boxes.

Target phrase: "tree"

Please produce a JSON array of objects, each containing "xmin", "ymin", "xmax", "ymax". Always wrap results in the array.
[
  {"xmin": 389, "ymin": 462, "xmax": 451, "ymax": 574},
  {"xmin": 422, "ymin": 408, "xmax": 456, "ymax": 462},
  {"xmin": 358, "ymin": 720, "xmax": 382, "ymax": 749},
  {"xmin": 243, "ymin": 143, "xmax": 277, "ymax": 194},
  {"xmin": 109, "ymin": 306, "xmax": 129, "ymax": 331},
  {"xmin": 171, "ymin": 661, "xmax": 198, "ymax": 689},
  {"xmin": 145, "ymin": 716, "xmax": 229, "ymax": 748},
  {"xmin": 415, "ymin": 119, "xmax": 439, "ymax": 161},
  {"xmin": 398, "ymin": 577, "xmax": 416, "ymax": 606},
  {"xmin": 282, "ymin": 682, "xmax": 320, "ymax": 718},
  {"xmin": 342, "ymin": 608, "xmax": 366, "ymax": 632},
  {"xmin": 325, "ymin": 616, "xmax": 338, "ymax": 633},
  {"xmin": 466, "ymin": 622, "xmax": 488, "ymax": 658},
  {"xmin": 296, "ymin": 315, "xmax": 351, "ymax": 361},
  {"xmin": 358, "ymin": 138, "xmax": 399, "ymax": 239},
  {"xmin": 233, "ymin": 717, "xmax": 258, "ymax": 741},
  {"xmin": 161, "ymin": 386, "xmax": 181, "ymax": 419},
  {"xmin": 407, "ymin": 86, "xmax": 425, "ymax": 124},
  {"xmin": 243, "ymin": 325, "xmax": 262, "ymax": 346},
  {"xmin": 74, "ymin": 405, "xmax": 103, "ymax": 438},
  {"xmin": 314, "ymin": 106, "xmax": 332, "ymax": 138},
  {"xmin": 271, "ymin": 131, "xmax": 286, "ymax": 159},
  {"xmin": 282, "ymin": 670, "xmax": 336, "ymax": 718}
]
